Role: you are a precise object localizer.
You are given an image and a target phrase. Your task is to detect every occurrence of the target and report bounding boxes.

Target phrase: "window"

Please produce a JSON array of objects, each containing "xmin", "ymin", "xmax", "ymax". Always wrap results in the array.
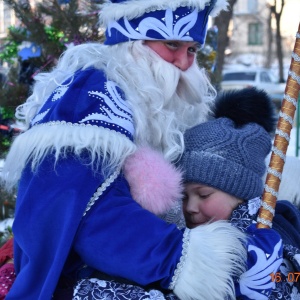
[
  {"xmin": 260, "ymin": 72, "xmax": 272, "ymax": 83},
  {"xmin": 248, "ymin": 0, "xmax": 258, "ymax": 13},
  {"xmin": 248, "ymin": 23, "xmax": 263, "ymax": 45},
  {"xmin": 222, "ymin": 72, "xmax": 256, "ymax": 81}
]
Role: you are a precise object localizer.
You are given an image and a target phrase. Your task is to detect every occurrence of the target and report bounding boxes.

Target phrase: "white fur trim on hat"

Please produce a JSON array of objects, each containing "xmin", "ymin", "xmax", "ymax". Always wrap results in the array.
[
  {"xmin": 172, "ymin": 221, "xmax": 247, "ymax": 300},
  {"xmin": 100, "ymin": 0, "xmax": 228, "ymax": 27}
]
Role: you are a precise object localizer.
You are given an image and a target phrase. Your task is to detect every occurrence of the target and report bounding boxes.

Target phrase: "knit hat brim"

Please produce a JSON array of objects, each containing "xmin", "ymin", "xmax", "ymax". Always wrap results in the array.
[{"xmin": 179, "ymin": 150, "xmax": 264, "ymax": 200}]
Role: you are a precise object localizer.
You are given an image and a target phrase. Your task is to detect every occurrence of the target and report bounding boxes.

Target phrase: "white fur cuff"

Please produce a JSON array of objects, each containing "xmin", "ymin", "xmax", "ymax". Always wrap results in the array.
[{"xmin": 172, "ymin": 221, "xmax": 247, "ymax": 300}]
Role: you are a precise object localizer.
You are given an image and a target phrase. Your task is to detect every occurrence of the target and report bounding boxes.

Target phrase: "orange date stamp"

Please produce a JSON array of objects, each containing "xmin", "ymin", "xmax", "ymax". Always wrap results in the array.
[{"xmin": 270, "ymin": 272, "xmax": 300, "ymax": 283}]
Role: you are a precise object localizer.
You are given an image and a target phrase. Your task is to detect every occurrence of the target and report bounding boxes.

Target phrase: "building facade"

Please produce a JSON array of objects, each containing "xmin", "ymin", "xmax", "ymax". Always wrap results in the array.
[
  {"xmin": 226, "ymin": 0, "xmax": 300, "ymax": 67},
  {"xmin": 0, "ymin": 0, "xmax": 16, "ymax": 41}
]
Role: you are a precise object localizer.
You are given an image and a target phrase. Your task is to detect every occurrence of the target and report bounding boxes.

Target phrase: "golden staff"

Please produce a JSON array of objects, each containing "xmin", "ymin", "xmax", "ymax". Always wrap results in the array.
[{"xmin": 257, "ymin": 23, "xmax": 300, "ymax": 229}]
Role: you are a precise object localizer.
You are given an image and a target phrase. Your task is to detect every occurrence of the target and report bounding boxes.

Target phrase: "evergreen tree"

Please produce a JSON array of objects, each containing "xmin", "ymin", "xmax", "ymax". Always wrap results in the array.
[
  {"xmin": 0, "ymin": 0, "xmax": 104, "ymax": 220},
  {"xmin": 0, "ymin": 0, "xmax": 104, "ymax": 156},
  {"xmin": 0, "ymin": 1, "xmax": 219, "ymax": 213},
  {"xmin": 0, "ymin": 0, "xmax": 221, "ymax": 154}
]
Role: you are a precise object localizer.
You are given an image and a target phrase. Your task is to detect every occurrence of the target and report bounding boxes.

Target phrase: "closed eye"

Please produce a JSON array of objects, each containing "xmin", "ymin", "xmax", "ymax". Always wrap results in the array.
[{"xmin": 199, "ymin": 194, "xmax": 211, "ymax": 200}]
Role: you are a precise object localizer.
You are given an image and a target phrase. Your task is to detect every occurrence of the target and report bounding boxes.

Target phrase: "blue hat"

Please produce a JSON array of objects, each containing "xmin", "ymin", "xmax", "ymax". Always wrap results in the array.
[
  {"xmin": 99, "ymin": 0, "xmax": 228, "ymax": 45},
  {"xmin": 177, "ymin": 88, "xmax": 277, "ymax": 200},
  {"xmin": 179, "ymin": 118, "xmax": 271, "ymax": 200}
]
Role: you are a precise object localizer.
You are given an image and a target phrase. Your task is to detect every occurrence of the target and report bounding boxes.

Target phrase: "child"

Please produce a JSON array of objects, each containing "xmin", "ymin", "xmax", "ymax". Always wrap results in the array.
[
  {"xmin": 177, "ymin": 87, "xmax": 300, "ymax": 299},
  {"xmin": 73, "ymin": 88, "xmax": 287, "ymax": 300}
]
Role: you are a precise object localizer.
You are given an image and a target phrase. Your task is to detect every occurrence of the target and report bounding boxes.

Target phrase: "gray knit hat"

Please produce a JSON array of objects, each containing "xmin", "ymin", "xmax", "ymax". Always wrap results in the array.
[{"xmin": 177, "ymin": 88, "xmax": 276, "ymax": 201}]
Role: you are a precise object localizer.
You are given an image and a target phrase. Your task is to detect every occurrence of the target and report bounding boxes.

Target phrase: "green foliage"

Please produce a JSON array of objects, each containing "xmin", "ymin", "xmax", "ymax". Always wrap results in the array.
[
  {"xmin": 0, "ymin": 0, "xmax": 224, "ymax": 223},
  {"xmin": 197, "ymin": 26, "xmax": 219, "ymax": 86},
  {"xmin": 44, "ymin": 26, "xmax": 65, "ymax": 42},
  {"xmin": 0, "ymin": 41, "xmax": 19, "ymax": 64},
  {"xmin": 0, "ymin": 0, "xmax": 104, "ymax": 153},
  {"xmin": 0, "ymin": 26, "xmax": 27, "ymax": 61},
  {"xmin": 0, "ymin": 181, "xmax": 16, "ymax": 223},
  {"xmin": 0, "ymin": 107, "xmax": 14, "ymax": 120},
  {"xmin": 0, "ymin": 226, "xmax": 13, "ymax": 247},
  {"xmin": 0, "ymin": 105, "xmax": 19, "ymax": 157}
]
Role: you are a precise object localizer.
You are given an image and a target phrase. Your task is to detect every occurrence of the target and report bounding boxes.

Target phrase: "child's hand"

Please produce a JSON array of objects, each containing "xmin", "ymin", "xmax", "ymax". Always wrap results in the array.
[{"xmin": 235, "ymin": 224, "xmax": 283, "ymax": 300}]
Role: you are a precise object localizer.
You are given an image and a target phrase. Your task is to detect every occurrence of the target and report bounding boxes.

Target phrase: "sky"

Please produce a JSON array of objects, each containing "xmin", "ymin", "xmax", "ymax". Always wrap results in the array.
[{"xmin": 280, "ymin": 0, "xmax": 300, "ymax": 38}]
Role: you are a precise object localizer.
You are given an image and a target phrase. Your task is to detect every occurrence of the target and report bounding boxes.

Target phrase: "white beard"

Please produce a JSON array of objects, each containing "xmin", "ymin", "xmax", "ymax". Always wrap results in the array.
[
  {"xmin": 16, "ymin": 41, "xmax": 216, "ymax": 163},
  {"xmin": 103, "ymin": 41, "xmax": 217, "ymax": 162}
]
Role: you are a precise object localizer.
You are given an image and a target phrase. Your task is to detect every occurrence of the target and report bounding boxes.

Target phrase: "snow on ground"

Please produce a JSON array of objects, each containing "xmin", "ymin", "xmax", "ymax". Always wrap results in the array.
[
  {"xmin": 0, "ymin": 218, "xmax": 13, "ymax": 232},
  {"xmin": 286, "ymin": 127, "xmax": 300, "ymax": 158}
]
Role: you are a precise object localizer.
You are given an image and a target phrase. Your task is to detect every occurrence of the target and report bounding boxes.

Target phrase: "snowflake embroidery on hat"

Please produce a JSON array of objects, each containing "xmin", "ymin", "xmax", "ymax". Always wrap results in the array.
[
  {"xmin": 79, "ymin": 80, "xmax": 134, "ymax": 137},
  {"xmin": 107, "ymin": 8, "xmax": 197, "ymax": 41}
]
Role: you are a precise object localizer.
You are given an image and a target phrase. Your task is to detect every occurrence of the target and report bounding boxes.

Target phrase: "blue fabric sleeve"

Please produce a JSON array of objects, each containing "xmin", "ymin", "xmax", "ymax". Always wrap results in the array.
[
  {"xmin": 73, "ymin": 174, "xmax": 184, "ymax": 290},
  {"xmin": 8, "ymin": 154, "xmax": 105, "ymax": 300},
  {"xmin": 273, "ymin": 200, "xmax": 300, "ymax": 247}
]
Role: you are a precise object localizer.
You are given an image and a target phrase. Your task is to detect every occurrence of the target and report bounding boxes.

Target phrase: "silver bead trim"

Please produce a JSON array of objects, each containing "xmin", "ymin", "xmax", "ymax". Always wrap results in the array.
[
  {"xmin": 292, "ymin": 52, "xmax": 300, "ymax": 62},
  {"xmin": 289, "ymin": 70, "xmax": 300, "ymax": 85},
  {"xmin": 264, "ymin": 184, "xmax": 279, "ymax": 198},
  {"xmin": 31, "ymin": 120, "xmax": 131, "ymax": 139},
  {"xmin": 257, "ymin": 217, "xmax": 273, "ymax": 228},
  {"xmin": 284, "ymin": 94, "xmax": 297, "ymax": 107},
  {"xmin": 272, "ymin": 146, "xmax": 286, "ymax": 162},
  {"xmin": 33, "ymin": 120, "xmax": 95, "ymax": 128},
  {"xmin": 83, "ymin": 168, "xmax": 121, "ymax": 217},
  {"xmin": 296, "ymin": 33, "xmax": 300, "ymax": 38},
  {"xmin": 168, "ymin": 228, "xmax": 190, "ymax": 290},
  {"xmin": 275, "ymin": 128, "xmax": 290, "ymax": 143},
  {"xmin": 279, "ymin": 111, "xmax": 294, "ymax": 126},
  {"xmin": 267, "ymin": 167, "xmax": 282, "ymax": 180},
  {"xmin": 261, "ymin": 201, "xmax": 275, "ymax": 216}
]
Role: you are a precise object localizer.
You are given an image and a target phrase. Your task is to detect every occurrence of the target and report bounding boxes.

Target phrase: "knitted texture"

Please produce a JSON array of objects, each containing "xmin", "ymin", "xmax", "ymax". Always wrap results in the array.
[{"xmin": 178, "ymin": 117, "xmax": 272, "ymax": 200}]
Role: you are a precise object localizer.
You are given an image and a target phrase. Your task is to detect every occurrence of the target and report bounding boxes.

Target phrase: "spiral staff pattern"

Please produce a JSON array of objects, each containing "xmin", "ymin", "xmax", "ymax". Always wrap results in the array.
[{"xmin": 257, "ymin": 23, "xmax": 300, "ymax": 229}]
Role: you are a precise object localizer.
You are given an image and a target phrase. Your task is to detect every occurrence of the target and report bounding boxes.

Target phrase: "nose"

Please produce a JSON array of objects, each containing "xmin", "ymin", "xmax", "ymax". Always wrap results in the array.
[
  {"xmin": 184, "ymin": 197, "xmax": 199, "ymax": 214},
  {"xmin": 173, "ymin": 49, "xmax": 193, "ymax": 71}
]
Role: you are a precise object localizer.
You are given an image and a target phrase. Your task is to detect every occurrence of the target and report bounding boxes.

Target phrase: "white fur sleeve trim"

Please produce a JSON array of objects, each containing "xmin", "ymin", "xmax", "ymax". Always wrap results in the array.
[
  {"xmin": 100, "ymin": 0, "xmax": 228, "ymax": 26},
  {"xmin": 171, "ymin": 221, "xmax": 247, "ymax": 300},
  {"xmin": 2, "ymin": 123, "xmax": 136, "ymax": 189}
]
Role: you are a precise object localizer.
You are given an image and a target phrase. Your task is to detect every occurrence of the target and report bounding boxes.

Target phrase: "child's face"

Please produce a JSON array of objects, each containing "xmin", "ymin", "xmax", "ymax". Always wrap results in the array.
[{"xmin": 183, "ymin": 183, "xmax": 243, "ymax": 228}]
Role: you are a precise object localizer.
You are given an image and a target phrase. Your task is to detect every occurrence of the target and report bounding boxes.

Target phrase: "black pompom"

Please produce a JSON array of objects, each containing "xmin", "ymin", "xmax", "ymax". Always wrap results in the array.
[{"xmin": 213, "ymin": 87, "xmax": 277, "ymax": 133}]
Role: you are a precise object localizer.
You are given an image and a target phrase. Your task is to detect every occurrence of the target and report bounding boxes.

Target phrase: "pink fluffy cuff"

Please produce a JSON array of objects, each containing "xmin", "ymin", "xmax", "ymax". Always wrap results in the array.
[{"xmin": 123, "ymin": 147, "xmax": 183, "ymax": 215}]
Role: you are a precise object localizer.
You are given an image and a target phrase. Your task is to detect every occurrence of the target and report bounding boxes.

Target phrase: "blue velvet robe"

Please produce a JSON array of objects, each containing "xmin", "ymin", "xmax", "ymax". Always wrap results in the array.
[{"xmin": 6, "ymin": 68, "xmax": 184, "ymax": 299}]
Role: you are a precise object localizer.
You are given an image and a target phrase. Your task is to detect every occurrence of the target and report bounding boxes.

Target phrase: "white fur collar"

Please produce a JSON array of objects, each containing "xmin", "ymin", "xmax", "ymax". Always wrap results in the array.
[{"xmin": 2, "ymin": 123, "xmax": 136, "ymax": 189}]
